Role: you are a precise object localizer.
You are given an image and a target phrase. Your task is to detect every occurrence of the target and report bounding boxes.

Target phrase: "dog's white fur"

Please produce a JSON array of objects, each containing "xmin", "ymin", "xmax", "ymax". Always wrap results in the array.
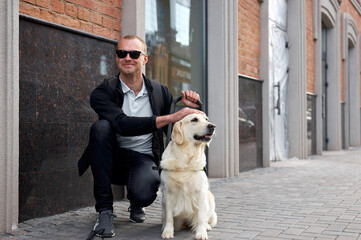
[{"xmin": 160, "ymin": 113, "xmax": 217, "ymax": 240}]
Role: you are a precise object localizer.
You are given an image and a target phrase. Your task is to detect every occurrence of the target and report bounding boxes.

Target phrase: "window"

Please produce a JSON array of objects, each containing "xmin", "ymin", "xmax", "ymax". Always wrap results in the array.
[{"xmin": 145, "ymin": 0, "xmax": 207, "ymax": 102}]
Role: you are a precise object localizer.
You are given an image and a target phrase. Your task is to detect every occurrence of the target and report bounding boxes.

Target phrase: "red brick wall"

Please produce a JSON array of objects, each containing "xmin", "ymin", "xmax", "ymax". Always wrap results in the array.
[
  {"xmin": 19, "ymin": 0, "xmax": 122, "ymax": 40},
  {"xmin": 238, "ymin": 0, "xmax": 261, "ymax": 79},
  {"xmin": 306, "ymin": 0, "xmax": 315, "ymax": 94}
]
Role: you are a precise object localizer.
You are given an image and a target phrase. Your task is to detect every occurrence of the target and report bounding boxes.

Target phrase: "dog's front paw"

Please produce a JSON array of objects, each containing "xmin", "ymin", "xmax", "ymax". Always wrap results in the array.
[
  {"xmin": 161, "ymin": 229, "xmax": 174, "ymax": 239},
  {"xmin": 195, "ymin": 230, "xmax": 208, "ymax": 240}
]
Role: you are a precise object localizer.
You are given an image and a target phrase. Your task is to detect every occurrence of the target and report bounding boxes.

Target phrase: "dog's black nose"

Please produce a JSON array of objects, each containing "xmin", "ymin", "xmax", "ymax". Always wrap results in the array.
[{"xmin": 208, "ymin": 123, "xmax": 216, "ymax": 130}]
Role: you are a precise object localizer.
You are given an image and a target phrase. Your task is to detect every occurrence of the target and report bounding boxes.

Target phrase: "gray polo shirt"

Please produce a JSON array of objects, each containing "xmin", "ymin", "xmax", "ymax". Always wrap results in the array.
[{"xmin": 116, "ymin": 77, "xmax": 153, "ymax": 156}]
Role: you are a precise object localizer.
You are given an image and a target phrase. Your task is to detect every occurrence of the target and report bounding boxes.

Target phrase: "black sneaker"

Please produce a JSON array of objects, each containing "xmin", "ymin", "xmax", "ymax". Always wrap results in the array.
[
  {"xmin": 93, "ymin": 210, "xmax": 116, "ymax": 238},
  {"xmin": 128, "ymin": 205, "xmax": 146, "ymax": 223}
]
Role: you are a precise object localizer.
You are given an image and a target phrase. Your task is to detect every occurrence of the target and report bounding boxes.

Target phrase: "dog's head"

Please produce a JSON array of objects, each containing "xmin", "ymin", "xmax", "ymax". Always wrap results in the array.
[{"xmin": 171, "ymin": 113, "xmax": 216, "ymax": 146}]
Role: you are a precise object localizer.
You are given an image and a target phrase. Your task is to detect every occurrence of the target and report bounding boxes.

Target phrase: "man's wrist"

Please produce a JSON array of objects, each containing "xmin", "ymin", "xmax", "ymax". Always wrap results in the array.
[{"xmin": 156, "ymin": 114, "xmax": 173, "ymax": 129}]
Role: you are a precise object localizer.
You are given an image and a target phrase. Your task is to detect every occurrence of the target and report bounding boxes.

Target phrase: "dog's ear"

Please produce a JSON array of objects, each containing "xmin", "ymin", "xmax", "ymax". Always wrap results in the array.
[{"xmin": 172, "ymin": 122, "xmax": 184, "ymax": 145}]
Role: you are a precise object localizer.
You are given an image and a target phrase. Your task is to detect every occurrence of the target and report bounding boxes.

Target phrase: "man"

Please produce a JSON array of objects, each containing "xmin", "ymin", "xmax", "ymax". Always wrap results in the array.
[{"xmin": 78, "ymin": 35, "xmax": 203, "ymax": 238}]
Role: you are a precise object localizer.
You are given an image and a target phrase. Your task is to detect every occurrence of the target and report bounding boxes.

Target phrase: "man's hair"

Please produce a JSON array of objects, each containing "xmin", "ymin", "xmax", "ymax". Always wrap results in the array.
[{"xmin": 121, "ymin": 35, "xmax": 147, "ymax": 53}]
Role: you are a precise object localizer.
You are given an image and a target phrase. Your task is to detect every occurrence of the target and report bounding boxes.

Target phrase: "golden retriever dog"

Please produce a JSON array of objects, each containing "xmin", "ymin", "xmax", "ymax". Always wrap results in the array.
[{"xmin": 160, "ymin": 113, "xmax": 217, "ymax": 240}]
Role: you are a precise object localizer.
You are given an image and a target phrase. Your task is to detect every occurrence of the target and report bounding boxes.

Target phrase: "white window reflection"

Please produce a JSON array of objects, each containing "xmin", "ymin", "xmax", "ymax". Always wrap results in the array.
[
  {"xmin": 172, "ymin": 0, "xmax": 190, "ymax": 46},
  {"xmin": 145, "ymin": 0, "xmax": 158, "ymax": 38}
]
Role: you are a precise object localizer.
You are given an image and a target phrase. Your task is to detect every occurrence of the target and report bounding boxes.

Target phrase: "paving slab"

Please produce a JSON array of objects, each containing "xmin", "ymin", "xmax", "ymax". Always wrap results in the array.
[{"xmin": 2, "ymin": 147, "xmax": 361, "ymax": 239}]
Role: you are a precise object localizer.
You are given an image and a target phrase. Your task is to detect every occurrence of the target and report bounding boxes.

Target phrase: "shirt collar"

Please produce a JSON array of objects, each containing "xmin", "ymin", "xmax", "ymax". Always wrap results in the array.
[{"xmin": 119, "ymin": 76, "xmax": 148, "ymax": 96}]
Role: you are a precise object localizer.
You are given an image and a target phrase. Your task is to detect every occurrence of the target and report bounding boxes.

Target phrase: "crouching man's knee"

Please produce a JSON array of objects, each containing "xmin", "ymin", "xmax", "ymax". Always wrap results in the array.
[
  {"xmin": 90, "ymin": 120, "xmax": 114, "ymax": 143},
  {"xmin": 128, "ymin": 179, "xmax": 160, "ymax": 207}
]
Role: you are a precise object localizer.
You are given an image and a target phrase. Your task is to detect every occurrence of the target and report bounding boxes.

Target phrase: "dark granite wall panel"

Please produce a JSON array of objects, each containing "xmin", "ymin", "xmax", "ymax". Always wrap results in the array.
[
  {"xmin": 238, "ymin": 76, "xmax": 263, "ymax": 172},
  {"xmin": 307, "ymin": 94, "xmax": 317, "ymax": 155},
  {"xmin": 19, "ymin": 18, "xmax": 122, "ymax": 222}
]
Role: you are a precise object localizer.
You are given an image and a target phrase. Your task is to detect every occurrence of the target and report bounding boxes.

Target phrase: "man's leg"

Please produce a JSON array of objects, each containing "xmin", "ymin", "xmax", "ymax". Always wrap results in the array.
[
  {"xmin": 89, "ymin": 119, "xmax": 118, "ymax": 212},
  {"xmin": 125, "ymin": 150, "xmax": 160, "ymax": 222},
  {"xmin": 88, "ymin": 120, "xmax": 120, "ymax": 237}
]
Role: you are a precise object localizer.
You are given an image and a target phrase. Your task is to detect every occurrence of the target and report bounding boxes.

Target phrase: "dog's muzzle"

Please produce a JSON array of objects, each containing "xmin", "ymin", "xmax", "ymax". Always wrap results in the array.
[{"xmin": 194, "ymin": 123, "xmax": 216, "ymax": 142}]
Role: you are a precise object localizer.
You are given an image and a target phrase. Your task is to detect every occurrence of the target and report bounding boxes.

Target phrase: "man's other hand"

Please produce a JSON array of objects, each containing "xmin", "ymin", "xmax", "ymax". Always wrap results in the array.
[{"xmin": 181, "ymin": 90, "xmax": 200, "ymax": 108}]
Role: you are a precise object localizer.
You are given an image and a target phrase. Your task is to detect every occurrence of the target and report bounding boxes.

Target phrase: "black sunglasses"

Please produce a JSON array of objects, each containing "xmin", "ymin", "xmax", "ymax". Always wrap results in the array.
[{"xmin": 116, "ymin": 50, "xmax": 146, "ymax": 59}]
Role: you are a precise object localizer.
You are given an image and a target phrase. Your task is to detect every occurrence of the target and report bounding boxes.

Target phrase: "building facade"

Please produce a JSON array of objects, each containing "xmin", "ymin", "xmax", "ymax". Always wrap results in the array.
[{"xmin": 0, "ymin": 0, "xmax": 360, "ymax": 233}]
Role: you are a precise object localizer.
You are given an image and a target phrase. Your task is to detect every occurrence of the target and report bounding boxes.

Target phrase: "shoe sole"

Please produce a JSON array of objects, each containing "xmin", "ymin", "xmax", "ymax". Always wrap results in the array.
[
  {"xmin": 95, "ymin": 232, "xmax": 115, "ymax": 238},
  {"xmin": 130, "ymin": 218, "xmax": 146, "ymax": 223}
]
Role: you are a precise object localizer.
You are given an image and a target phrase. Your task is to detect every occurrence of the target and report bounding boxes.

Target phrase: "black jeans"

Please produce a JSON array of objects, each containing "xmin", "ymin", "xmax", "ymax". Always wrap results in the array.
[{"xmin": 89, "ymin": 120, "xmax": 160, "ymax": 212}]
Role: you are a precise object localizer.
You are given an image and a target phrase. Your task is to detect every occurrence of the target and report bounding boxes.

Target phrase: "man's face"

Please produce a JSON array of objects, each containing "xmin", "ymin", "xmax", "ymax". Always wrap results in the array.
[{"xmin": 116, "ymin": 38, "xmax": 148, "ymax": 76}]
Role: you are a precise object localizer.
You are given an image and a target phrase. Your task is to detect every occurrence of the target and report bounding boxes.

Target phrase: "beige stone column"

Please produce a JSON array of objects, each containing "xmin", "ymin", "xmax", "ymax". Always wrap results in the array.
[
  {"xmin": 207, "ymin": 0, "xmax": 239, "ymax": 178},
  {"xmin": 287, "ymin": 0, "xmax": 308, "ymax": 159},
  {"xmin": 121, "ymin": 0, "xmax": 146, "ymax": 39},
  {"xmin": 0, "ymin": 0, "xmax": 19, "ymax": 233},
  {"xmin": 259, "ymin": 0, "xmax": 271, "ymax": 167}
]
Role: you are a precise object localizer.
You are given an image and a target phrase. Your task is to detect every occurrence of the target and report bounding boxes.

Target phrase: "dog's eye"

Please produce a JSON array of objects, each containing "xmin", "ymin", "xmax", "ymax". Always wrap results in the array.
[{"xmin": 191, "ymin": 118, "xmax": 198, "ymax": 122}]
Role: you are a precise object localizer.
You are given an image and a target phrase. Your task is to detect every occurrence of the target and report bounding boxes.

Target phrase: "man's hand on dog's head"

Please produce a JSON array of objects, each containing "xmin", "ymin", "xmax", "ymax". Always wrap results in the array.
[
  {"xmin": 155, "ymin": 108, "xmax": 205, "ymax": 129},
  {"xmin": 173, "ymin": 108, "xmax": 205, "ymax": 123}
]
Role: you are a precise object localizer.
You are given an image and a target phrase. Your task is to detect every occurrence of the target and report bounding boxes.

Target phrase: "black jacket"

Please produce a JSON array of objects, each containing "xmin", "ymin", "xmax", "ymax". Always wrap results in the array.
[{"xmin": 78, "ymin": 74, "xmax": 173, "ymax": 176}]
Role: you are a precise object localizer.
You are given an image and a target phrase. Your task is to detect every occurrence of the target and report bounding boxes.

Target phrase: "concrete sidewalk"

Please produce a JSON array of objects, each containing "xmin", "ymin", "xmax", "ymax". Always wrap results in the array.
[{"xmin": 2, "ymin": 147, "xmax": 361, "ymax": 239}]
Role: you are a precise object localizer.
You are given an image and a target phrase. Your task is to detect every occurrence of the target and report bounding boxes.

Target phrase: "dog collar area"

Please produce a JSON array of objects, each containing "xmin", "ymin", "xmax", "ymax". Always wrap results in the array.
[{"xmin": 161, "ymin": 168, "xmax": 205, "ymax": 172}]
